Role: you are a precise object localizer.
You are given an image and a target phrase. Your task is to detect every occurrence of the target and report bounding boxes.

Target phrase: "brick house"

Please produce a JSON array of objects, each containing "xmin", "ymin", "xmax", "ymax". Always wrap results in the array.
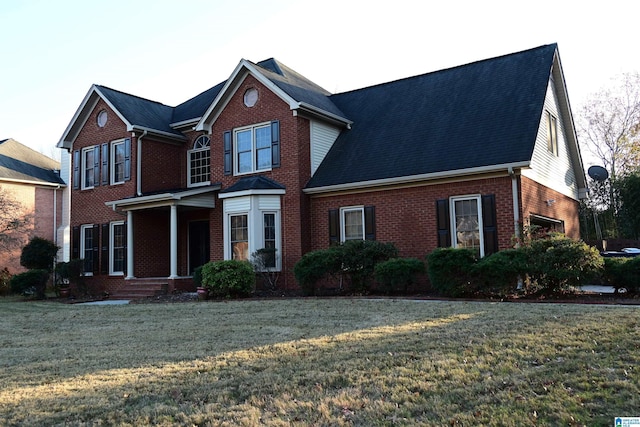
[
  {"xmin": 0, "ymin": 139, "xmax": 66, "ymax": 273},
  {"xmin": 57, "ymin": 43, "xmax": 586, "ymax": 297}
]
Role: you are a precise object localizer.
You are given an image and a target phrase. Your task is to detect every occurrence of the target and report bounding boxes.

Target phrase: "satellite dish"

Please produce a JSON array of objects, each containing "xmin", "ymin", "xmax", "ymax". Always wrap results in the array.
[{"xmin": 588, "ymin": 165, "xmax": 609, "ymax": 182}]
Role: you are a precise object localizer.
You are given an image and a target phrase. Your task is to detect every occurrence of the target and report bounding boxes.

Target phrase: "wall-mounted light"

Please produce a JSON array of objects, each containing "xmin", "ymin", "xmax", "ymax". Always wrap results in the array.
[{"xmin": 546, "ymin": 199, "xmax": 556, "ymax": 206}]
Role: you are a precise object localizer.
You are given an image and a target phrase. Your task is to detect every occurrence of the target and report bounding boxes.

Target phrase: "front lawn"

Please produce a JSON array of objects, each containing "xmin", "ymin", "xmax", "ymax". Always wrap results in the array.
[{"xmin": 0, "ymin": 298, "xmax": 638, "ymax": 426}]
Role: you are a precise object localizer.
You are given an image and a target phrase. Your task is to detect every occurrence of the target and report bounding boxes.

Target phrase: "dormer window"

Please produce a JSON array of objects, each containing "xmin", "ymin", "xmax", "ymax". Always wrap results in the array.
[{"xmin": 188, "ymin": 135, "xmax": 211, "ymax": 187}]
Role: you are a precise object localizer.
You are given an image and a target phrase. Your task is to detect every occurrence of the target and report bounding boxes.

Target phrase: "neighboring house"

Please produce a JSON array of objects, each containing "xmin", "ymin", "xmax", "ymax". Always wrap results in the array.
[
  {"xmin": 57, "ymin": 43, "xmax": 586, "ymax": 297},
  {"xmin": 0, "ymin": 139, "xmax": 66, "ymax": 273}
]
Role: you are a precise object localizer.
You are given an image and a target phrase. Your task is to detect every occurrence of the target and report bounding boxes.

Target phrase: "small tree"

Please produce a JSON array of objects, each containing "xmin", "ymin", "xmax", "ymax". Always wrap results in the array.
[
  {"xmin": 0, "ymin": 187, "xmax": 32, "ymax": 252},
  {"xmin": 201, "ymin": 260, "xmax": 255, "ymax": 298},
  {"xmin": 251, "ymin": 248, "xmax": 280, "ymax": 293},
  {"xmin": 20, "ymin": 237, "xmax": 59, "ymax": 299}
]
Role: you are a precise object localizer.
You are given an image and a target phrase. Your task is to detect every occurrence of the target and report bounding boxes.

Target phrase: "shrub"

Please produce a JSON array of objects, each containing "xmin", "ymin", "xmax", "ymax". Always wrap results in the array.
[
  {"xmin": 374, "ymin": 258, "xmax": 425, "ymax": 294},
  {"xmin": 339, "ymin": 240, "xmax": 399, "ymax": 293},
  {"xmin": 524, "ymin": 234, "xmax": 603, "ymax": 294},
  {"xmin": 603, "ymin": 257, "xmax": 640, "ymax": 294},
  {"xmin": 10, "ymin": 269, "xmax": 49, "ymax": 297},
  {"xmin": 473, "ymin": 249, "xmax": 528, "ymax": 297},
  {"xmin": 294, "ymin": 247, "xmax": 342, "ymax": 296},
  {"xmin": 0, "ymin": 267, "xmax": 11, "ymax": 296},
  {"xmin": 201, "ymin": 260, "xmax": 255, "ymax": 298},
  {"xmin": 20, "ymin": 237, "xmax": 59, "ymax": 271},
  {"xmin": 426, "ymin": 248, "xmax": 477, "ymax": 297}
]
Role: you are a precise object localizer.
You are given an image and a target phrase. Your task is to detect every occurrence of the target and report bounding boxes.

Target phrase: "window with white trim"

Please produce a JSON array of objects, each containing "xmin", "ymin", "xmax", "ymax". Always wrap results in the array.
[
  {"xmin": 111, "ymin": 140, "xmax": 126, "ymax": 185},
  {"xmin": 80, "ymin": 224, "xmax": 94, "ymax": 275},
  {"xmin": 235, "ymin": 123, "xmax": 271, "ymax": 174},
  {"xmin": 230, "ymin": 214, "xmax": 249, "ymax": 261},
  {"xmin": 546, "ymin": 110, "xmax": 558, "ymax": 156},
  {"xmin": 341, "ymin": 206, "xmax": 365, "ymax": 241},
  {"xmin": 110, "ymin": 221, "xmax": 125, "ymax": 275},
  {"xmin": 188, "ymin": 136, "xmax": 211, "ymax": 187},
  {"xmin": 81, "ymin": 146, "xmax": 97, "ymax": 189},
  {"xmin": 223, "ymin": 195, "xmax": 282, "ymax": 271},
  {"xmin": 450, "ymin": 195, "xmax": 484, "ymax": 257}
]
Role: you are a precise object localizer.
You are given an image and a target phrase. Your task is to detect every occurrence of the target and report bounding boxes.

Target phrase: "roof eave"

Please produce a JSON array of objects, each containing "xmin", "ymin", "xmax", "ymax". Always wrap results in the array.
[
  {"xmin": 105, "ymin": 184, "xmax": 221, "ymax": 210},
  {"xmin": 303, "ymin": 162, "xmax": 531, "ymax": 195},
  {"xmin": 296, "ymin": 102, "xmax": 352, "ymax": 128}
]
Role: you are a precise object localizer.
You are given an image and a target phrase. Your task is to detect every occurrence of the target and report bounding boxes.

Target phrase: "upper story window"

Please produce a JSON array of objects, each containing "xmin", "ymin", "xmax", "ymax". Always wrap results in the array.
[
  {"xmin": 236, "ymin": 123, "xmax": 271, "ymax": 174},
  {"xmin": 223, "ymin": 121, "xmax": 280, "ymax": 176},
  {"xmin": 111, "ymin": 140, "xmax": 126, "ymax": 185},
  {"xmin": 81, "ymin": 146, "xmax": 99, "ymax": 190},
  {"xmin": 546, "ymin": 110, "xmax": 558, "ymax": 156},
  {"xmin": 188, "ymin": 135, "xmax": 211, "ymax": 187}
]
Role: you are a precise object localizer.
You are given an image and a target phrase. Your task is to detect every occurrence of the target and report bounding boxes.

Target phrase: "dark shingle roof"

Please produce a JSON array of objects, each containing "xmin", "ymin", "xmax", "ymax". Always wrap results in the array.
[
  {"xmin": 220, "ymin": 175, "xmax": 285, "ymax": 193},
  {"xmin": 306, "ymin": 44, "xmax": 557, "ymax": 189},
  {"xmin": 172, "ymin": 81, "xmax": 226, "ymax": 124},
  {"xmin": 96, "ymin": 86, "xmax": 182, "ymax": 136},
  {"xmin": 0, "ymin": 139, "xmax": 65, "ymax": 185}
]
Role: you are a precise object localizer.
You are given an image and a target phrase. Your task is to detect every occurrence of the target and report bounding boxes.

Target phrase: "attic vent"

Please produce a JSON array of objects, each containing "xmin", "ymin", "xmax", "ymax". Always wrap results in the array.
[{"xmin": 97, "ymin": 110, "xmax": 108, "ymax": 128}]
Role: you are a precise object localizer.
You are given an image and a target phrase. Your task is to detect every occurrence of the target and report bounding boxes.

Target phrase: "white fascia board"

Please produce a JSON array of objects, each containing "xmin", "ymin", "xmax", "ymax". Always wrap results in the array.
[
  {"xmin": 297, "ymin": 102, "xmax": 352, "ymax": 128},
  {"xmin": 0, "ymin": 177, "xmax": 66, "ymax": 188},
  {"xmin": 218, "ymin": 188, "xmax": 286, "ymax": 199},
  {"xmin": 303, "ymin": 162, "xmax": 531, "ymax": 195},
  {"xmin": 169, "ymin": 118, "xmax": 200, "ymax": 129},
  {"xmin": 195, "ymin": 59, "xmax": 299, "ymax": 132},
  {"xmin": 129, "ymin": 125, "xmax": 187, "ymax": 142},
  {"xmin": 105, "ymin": 185, "xmax": 220, "ymax": 210}
]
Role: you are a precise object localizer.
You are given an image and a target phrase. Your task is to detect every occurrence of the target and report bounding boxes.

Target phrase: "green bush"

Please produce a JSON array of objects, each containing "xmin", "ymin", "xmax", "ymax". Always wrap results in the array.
[
  {"xmin": 192, "ymin": 265, "xmax": 203, "ymax": 288},
  {"xmin": 10, "ymin": 269, "xmax": 49, "ymax": 297},
  {"xmin": 293, "ymin": 247, "xmax": 342, "ymax": 296},
  {"xmin": 603, "ymin": 257, "xmax": 640, "ymax": 294},
  {"xmin": 426, "ymin": 248, "xmax": 477, "ymax": 297},
  {"xmin": 525, "ymin": 234, "xmax": 603, "ymax": 294},
  {"xmin": 201, "ymin": 260, "xmax": 255, "ymax": 298},
  {"xmin": 473, "ymin": 249, "xmax": 528, "ymax": 297},
  {"xmin": 0, "ymin": 267, "xmax": 11, "ymax": 296},
  {"xmin": 20, "ymin": 237, "xmax": 59, "ymax": 271},
  {"xmin": 374, "ymin": 258, "xmax": 425, "ymax": 294},
  {"xmin": 339, "ymin": 240, "xmax": 399, "ymax": 293}
]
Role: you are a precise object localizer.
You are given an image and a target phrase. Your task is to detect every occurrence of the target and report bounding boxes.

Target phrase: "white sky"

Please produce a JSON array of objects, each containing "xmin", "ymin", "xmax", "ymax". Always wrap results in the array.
[{"xmin": 2, "ymin": 0, "xmax": 639, "ymax": 162}]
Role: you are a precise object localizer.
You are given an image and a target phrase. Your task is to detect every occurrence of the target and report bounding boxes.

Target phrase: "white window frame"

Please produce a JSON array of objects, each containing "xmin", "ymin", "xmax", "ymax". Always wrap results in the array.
[
  {"xmin": 546, "ymin": 110, "xmax": 558, "ymax": 156},
  {"xmin": 187, "ymin": 136, "xmax": 211, "ymax": 187},
  {"xmin": 234, "ymin": 122, "xmax": 272, "ymax": 175},
  {"xmin": 110, "ymin": 221, "xmax": 125, "ymax": 275},
  {"xmin": 80, "ymin": 224, "xmax": 94, "ymax": 276},
  {"xmin": 449, "ymin": 195, "xmax": 485, "ymax": 258},
  {"xmin": 81, "ymin": 146, "xmax": 96, "ymax": 190},
  {"xmin": 222, "ymin": 195, "xmax": 282, "ymax": 271},
  {"xmin": 110, "ymin": 140, "xmax": 126, "ymax": 185},
  {"xmin": 340, "ymin": 206, "xmax": 365, "ymax": 242}
]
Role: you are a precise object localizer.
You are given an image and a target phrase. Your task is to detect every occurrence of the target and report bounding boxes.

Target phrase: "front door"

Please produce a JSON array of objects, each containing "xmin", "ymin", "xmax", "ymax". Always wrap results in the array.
[{"xmin": 189, "ymin": 221, "xmax": 210, "ymax": 274}]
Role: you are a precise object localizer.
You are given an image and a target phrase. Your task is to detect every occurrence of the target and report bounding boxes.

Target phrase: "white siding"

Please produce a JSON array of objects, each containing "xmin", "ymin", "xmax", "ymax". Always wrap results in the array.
[
  {"xmin": 57, "ymin": 150, "xmax": 71, "ymax": 261},
  {"xmin": 224, "ymin": 196, "xmax": 251, "ymax": 213},
  {"xmin": 310, "ymin": 120, "xmax": 341, "ymax": 175},
  {"xmin": 522, "ymin": 78, "xmax": 580, "ymax": 200}
]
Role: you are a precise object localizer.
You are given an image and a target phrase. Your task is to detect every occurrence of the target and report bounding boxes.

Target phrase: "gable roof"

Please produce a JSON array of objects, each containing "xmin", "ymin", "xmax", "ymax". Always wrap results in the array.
[
  {"xmin": 306, "ymin": 44, "xmax": 559, "ymax": 191},
  {"xmin": 0, "ymin": 139, "xmax": 65, "ymax": 186}
]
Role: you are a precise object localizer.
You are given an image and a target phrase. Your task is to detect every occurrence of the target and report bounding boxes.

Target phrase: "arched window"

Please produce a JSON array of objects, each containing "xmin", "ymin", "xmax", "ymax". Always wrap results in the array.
[{"xmin": 188, "ymin": 135, "xmax": 211, "ymax": 187}]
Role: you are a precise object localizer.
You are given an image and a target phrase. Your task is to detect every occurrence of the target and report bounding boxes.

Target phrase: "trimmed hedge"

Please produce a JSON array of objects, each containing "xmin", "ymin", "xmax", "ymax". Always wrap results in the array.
[
  {"xmin": 10, "ymin": 269, "xmax": 49, "ymax": 297},
  {"xmin": 473, "ymin": 249, "xmax": 528, "ymax": 297},
  {"xmin": 426, "ymin": 248, "xmax": 477, "ymax": 297},
  {"xmin": 201, "ymin": 260, "xmax": 255, "ymax": 298},
  {"xmin": 374, "ymin": 257, "xmax": 425, "ymax": 294},
  {"xmin": 602, "ymin": 257, "xmax": 640, "ymax": 294}
]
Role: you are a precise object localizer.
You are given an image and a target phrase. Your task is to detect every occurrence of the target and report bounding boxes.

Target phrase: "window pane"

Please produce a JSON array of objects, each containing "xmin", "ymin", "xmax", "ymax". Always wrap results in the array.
[
  {"xmin": 238, "ymin": 152, "xmax": 252, "ymax": 173},
  {"xmin": 236, "ymin": 130, "xmax": 252, "ymax": 152},
  {"xmin": 263, "ymin": 213, "xmax": 276, "ymax": 268},
  {"xmin": 230, "ymin": 214, "xmax": 248, "ymax": 261},
  {"xmin": 84, "ymin": 150, "xmax": 94, "ymax": 187},
  {"xmin": 112, "ymin": 223, "xmax": 125, "ymax": 273},
  {"xmin": 256, "ymin": 147, "xmax": 271, "ymax": 170},
  {"xmin": 454, "ymin": 199, "xmax": 480, "ymax": 252},
  {"xmin": 343, "ymin": 209, "xmax": 364, "ymax": 240},
  {"xmin": 255, "ymin": 126, "xmax": 270, "ymax": 148},
  {"xmin": 82, "ymin": 227, "xmax": 93, "ymax": 273}
]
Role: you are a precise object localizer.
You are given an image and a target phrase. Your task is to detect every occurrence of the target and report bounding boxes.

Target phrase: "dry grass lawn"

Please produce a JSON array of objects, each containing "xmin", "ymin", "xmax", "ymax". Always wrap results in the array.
[{"xmin": 0, "ymin": 298, "xmax": 638, "ymax": 426}]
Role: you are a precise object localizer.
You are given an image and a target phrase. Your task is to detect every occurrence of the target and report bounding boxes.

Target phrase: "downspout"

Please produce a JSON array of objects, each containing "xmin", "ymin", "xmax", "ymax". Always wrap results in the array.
[
  {"xmin": 136, "ymin": 130, "xmax": 147, "ymax": 196},
  {"xmin": 509, "ymin": 166, "xmax": 521, "ymax": 244}
]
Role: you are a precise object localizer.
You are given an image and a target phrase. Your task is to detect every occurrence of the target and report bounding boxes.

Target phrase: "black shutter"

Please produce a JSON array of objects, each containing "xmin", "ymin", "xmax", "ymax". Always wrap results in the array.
[
  {"xmin": 72, "ymin": 226, "xmax": 80, "ymax": 259},
  {"xmin": 101, "ymin": 223, "xmax": 109, "ymax": 275},
  {"xmin": 329, "ymin": 209, "xmax": 339, "ymax": 245},
  {"xmin": 481, "ymin": 194, "xmax": 499, "ymax": 256},
  {"xmin": 93, "ymin": 146, "xmax": 100, "ymax": 187},
  {"xmin": 101, "ymin": 143, "xmax": 109, "ymax": 186},
  {"xmin": 123, "ymin": 222, "xmax": 128, "ymax": 276},
  {"xmin": 271, "ymin": 120, "xmax": 280, "ymax": 168},
  {"xmin": 92, "ymin": 224, "xmax": 100, "ymax": 274},
  {"xmin": 73, "ymin": 150, "xmax": 80, "ymax": 189},
  {"xmin": 124, "ymin": 138, "xmax": 131, "ymax": 181},
  {"xmin": 223, "ymin": 131, "xmax": 232, "ymax": 175},
  {"xmin": 436, "ymin": 199, "xmax": 451, "ymax": 247},
  {"xmin": 364, "ymin": 206, "xmax": 376, "ymax": 240}
]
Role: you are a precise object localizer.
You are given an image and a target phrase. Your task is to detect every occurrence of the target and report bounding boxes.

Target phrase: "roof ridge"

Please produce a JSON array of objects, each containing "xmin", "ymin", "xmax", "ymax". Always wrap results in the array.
[{"xmin": 96, "ymin": 84, "xmax": 174, "ymax": 108}]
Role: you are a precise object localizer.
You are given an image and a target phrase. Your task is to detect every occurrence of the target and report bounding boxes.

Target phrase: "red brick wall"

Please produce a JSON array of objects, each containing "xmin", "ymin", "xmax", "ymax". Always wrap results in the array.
[
  {"xmin": 519, "ymin": 175, "xmax": 580, "ymax": 239},
  {"xmin": 209, "ymin": 74, "xmax": 313, "ymax": 288},
  {"xmin": 141, "ymin": 138, "xmax": 186, "ymax": 192},
  {"xmin": 309, "ymin": 176, "xmax": 517, "ymax": 258}
]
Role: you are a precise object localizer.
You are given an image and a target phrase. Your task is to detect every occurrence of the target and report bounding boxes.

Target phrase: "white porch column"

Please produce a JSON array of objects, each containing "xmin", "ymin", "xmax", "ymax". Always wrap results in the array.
[
  {"xmin": 126, "ymin": 210, "xmax": 135, "ymax": 279},
  {"xmin": 169, "ymin": 204, "xmax": 178, "ymax": 279}
]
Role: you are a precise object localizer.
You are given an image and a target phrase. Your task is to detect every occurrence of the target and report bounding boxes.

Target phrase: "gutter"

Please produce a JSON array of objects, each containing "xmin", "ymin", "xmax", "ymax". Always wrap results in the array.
[{"xmin": 508, "ymin": 166, "xmax": 521, "ymax": 243}]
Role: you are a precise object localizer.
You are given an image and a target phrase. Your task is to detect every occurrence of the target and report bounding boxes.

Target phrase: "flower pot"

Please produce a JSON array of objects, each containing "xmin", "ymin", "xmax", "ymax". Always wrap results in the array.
[
  {"xmin": 197, "ymin": 287, "xmax": 208, "ymax": 300},
  {"xmin": 59, "ymin": 287, "xmax": 70, "ymax": 298}
]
